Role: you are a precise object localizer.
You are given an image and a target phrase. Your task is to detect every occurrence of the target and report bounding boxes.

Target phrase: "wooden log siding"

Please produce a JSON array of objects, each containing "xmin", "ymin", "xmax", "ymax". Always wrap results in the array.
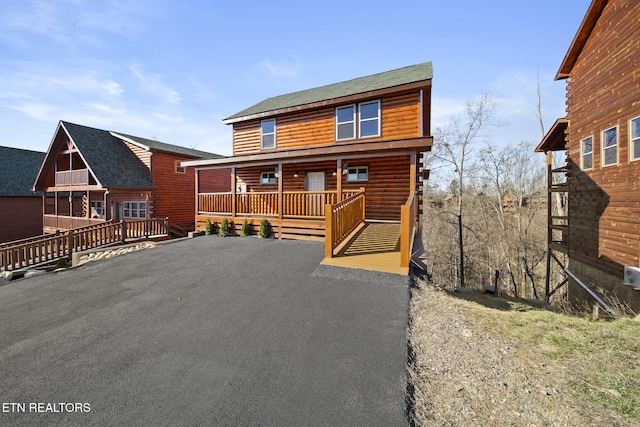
[
  {"xmin": 564, "ymin": 0, "xmax": 640, "ymax": 273},
  {"xmin": 151, "ymin": 152, "xmax": 198, "ymax": 228},
  {"xmin": 325, "ymin": 191, "xmax": 366, "ymax": 258},
  {"xmin": 0, "ymin": 197, "xmax": 43, "ymax": 244},
  {"xmin": 232, "ymin": 91, "xmax": 421, "ymax": 156}
]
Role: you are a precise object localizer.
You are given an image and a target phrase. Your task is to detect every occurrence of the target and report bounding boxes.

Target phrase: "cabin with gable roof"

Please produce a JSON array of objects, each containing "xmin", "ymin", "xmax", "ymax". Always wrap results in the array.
[
  {"xmin": 33, "ymin": 121, "xmax": 228, "ymax": 237},
  {"xmin": 182, "ymin": 62, "xmax": 433, "ymax": 273}
]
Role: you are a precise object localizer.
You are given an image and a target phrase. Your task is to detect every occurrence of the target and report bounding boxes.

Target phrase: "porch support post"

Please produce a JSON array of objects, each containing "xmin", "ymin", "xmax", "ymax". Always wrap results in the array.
[
  {"xmin": 409, "ymin": 152, "xmax": 417, "ymax": 193},
  {"xmin": 336, "ymin": 158, "xmax": 342, "ymax": 202},
  {"xmin": 55, "ymin": 191, "xmax": 58, "ymax": 215},
  {"xmin": 86, "ymin": 190, "xmax": 90, "ymax": 218},
  {"xmin": 231, "ymin": 167, "xmax": 237, "ymax": 218},
  {"xmin": 195, "ymin": 168, "xmax": 200, "ymax": 216},
  {"xmin": 277, "ymin": 162, "xmax": 283, "ymax": 239}
]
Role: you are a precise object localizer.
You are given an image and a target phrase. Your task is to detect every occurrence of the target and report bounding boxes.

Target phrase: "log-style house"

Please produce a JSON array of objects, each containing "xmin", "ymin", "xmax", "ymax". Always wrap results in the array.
[
  {"xmin": 182, "ymin": 62, "xmax": 432, "ymax": 272},
  {"xmin": 537, "ymin": 0, "xmax": 640, "ymax": 311},
  {"xmin": 33, "ymin": 121, "xmax": 229, "ymax": 236},
  {"xmin": 0, "ymin": 146, "xmax": 45, "ymax": 243}
]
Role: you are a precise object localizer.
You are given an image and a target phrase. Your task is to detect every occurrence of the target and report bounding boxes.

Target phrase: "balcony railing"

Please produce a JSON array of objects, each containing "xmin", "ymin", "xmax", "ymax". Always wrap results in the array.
[{"xmin": 55, "ymin": 169, "xmax": 89, "ymax": 186}]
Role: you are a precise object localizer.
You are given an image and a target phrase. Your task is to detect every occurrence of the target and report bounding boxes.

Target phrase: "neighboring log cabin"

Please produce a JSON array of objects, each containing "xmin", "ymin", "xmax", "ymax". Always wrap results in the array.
[
  {"xmin": 0, "ymin": 146, "xmax": 45, "ymax": 243},
  {"xmin": 182, "ymin": 62, "xmax": 433, "ymax": 247},
  {"xmin": 537, "ymin": 0, "xmax": 640, "ymax": 311},
  {"xmin": 33, "ymin": 121, "xmax": 228, "ymax": 236}
]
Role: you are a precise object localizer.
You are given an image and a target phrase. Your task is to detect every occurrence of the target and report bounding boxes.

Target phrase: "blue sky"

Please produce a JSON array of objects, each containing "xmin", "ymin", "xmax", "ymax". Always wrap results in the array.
[{"xmin": 0, "ymin": 0, "xmax": 590, "ymax": 156}]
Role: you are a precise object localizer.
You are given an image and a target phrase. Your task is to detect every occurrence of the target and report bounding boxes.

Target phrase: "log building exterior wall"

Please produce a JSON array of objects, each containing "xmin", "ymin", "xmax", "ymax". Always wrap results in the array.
[
  {"xmin": 0, "ymin": 197, "xmax": 43, "ymax": 243},
  {"xmin": 565, "ymin": 0, "xmax": 640, "ymax": 276}
]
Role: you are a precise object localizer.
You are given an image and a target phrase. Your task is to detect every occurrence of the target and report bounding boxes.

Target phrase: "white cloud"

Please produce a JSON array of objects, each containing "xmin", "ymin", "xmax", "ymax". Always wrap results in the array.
[
  {"xmin": 130, "ymin": 65, "xmax": 182, "ymax": 104},
  {"xmin": 259, "ymin": 58, "xmax": 301, "ymax": 79}
]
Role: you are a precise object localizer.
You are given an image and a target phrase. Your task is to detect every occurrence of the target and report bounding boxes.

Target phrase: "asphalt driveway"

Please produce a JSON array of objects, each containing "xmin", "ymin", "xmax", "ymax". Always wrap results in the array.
[{"xmin": 0, "ymin": 236, "xmax": 409, "ymax": 426}]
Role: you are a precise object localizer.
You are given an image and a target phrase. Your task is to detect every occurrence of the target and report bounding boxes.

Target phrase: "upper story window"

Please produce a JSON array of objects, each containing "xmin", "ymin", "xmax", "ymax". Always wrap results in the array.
[
  {"xmin": 335, "ymin": 100, "xmax": 380, "ymax": 141},
  {"xmin": 336, "ymin": 105, "xmax": 356, "ymax": 140},
  {"xmin": 261, "ymin": 119, "xmax": 276, "ymax": 149},
  {"xmin": 175, "ymin": 161, "xmax": 185, "ymax": 173},
  {"xmin": 631, "ymin": 117, "xmax": 640, "ymax": 161},
  {"xmin": 358, "ymin": 101, "xmax": 380, "ymax": 138},
  {"xmin": 602, "ymin": 126, "xmax": 618, "ymax": 167},
  {"xmin": 581, "ymin": 136, "xmax": 593, "ymax": 170}
]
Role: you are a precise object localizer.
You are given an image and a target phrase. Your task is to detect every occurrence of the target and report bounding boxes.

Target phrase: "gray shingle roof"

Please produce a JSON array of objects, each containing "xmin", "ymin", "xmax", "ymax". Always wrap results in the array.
[
  {"xmin": 61, "ymin": 121, "xmax": 155, "ymax": 189},
  {"xmin": 0, "ymin": 146, "xmax": 45, "ymax": 196},
  {"xmin": 111, "ymin": 132, "xmax": 224, "ymax": 159},
  {"xmin": 224, "ymin": 61, "xmax": 433, "ymax": 122}
]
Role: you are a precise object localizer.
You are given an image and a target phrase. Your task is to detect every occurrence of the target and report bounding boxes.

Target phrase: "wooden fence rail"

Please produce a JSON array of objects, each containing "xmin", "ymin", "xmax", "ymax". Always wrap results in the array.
[
  {"xmin": 400, "ymin": 191, "xmax": 419, "ymax": 268},
  {"xmin": 1, "ymin": 218, "xmax": 169, "ymax": 272},
  {"xmin": 324, "ymin": 190, "xmax": 366, "ymax": 258}
]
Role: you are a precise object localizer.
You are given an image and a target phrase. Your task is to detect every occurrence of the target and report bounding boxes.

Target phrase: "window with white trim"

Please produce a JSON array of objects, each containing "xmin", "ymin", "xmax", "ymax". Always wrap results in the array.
[
  {"xmin": 346, "ymin": 166, "xmax": 369, "ymax": 182},
  {"xmin": 261, "ymin": 171, "xmax": 277, "ymax": 185},
  {"xmin": 90, "ymin": 201, "xmax": 105, "ymax": 218},
  {"xmin": 602, "ymin": 126, "xmax": 618, "ymax": 166},
  {"xmin": 581, "ymin": 136, "xmax": 593, "ymax": 170},
  {"xmin": 358, "ymin": 100, "xmax": 380, "ymax": 138},
  {"xmin": 631, "ymin": 117, "xmax": 640, "ymax": 161},
  {"xmin": 123, "ymin": 201, "xmax": 147, "ymax": 219},
  {"xmin": 176, "ymin": 161, "xmax": 185, "ymax": 173},
  {"xmin": 336, "ymin": 105, "xmax": 356, "ymax": 140},
  {"xmin": 261, "ymin": 119, "xmax": 276, "ymax": 149},
  {"xmin": 335, "ymin": 100, "xmax": 380, "ymax": 141}
]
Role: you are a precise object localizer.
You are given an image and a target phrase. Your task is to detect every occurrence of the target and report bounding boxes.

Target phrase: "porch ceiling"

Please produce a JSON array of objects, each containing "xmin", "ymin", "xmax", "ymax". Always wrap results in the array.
[{"xmin": 182, "ymin": 137, "xmax": 432, "ymax": 169}]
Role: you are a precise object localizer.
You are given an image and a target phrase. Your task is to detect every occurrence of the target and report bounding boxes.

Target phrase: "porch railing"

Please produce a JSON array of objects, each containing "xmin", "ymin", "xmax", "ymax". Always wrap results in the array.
[
  {"xmin": 44, "ymin": 214, "xmax": 105, "ymax": 230},
  {"xmin": 1, "ymin": 218, "xmax": 169, "ymax": 272},
  {"xmin": 324, "ymin": 190, "xmax": 366, "ymax": 258},
  {"xmin": 198, "ymin": 191, "xmax": 360, "ymax": 219},
  {"xmin": 400, "ymin": 191, "xmax": 419, "ymax": 268}
]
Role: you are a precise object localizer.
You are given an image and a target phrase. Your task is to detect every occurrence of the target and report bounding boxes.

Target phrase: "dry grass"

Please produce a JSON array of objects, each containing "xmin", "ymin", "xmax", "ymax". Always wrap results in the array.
[{"xmin": 407, "ymin": 282, "xmax": 640, "ymax": 426}]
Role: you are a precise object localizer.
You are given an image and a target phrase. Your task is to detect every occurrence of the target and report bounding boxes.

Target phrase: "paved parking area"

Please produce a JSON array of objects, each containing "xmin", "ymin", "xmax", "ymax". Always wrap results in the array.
[{"xmin": 0, "ymin": 237, "xmax": 409, "ymax": 426}]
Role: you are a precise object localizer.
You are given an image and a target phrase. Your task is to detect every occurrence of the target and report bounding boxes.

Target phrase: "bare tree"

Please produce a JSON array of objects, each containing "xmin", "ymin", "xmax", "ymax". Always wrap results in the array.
[{"xmin": 433, "ymin": 94, "xmax": 500, "ymax": 287}]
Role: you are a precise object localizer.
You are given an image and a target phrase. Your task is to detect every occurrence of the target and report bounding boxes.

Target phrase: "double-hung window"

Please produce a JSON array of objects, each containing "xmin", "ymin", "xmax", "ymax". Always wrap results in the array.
[
  {"xmin": 123, "ymin": 201, "xmax": 146, "ymax": 219},
  {"xmin": 335, "ymin": 100, "xmax": 380, "ymax": 141},
  {"xmin": 261, "ymin": 119, "xmax": 276, "ymax": 150},
  {"xmin": 358, "ymin": 101, "xmax": 380, "ymax": 138},
  {"xmin": 631, "ymin": 117, "xmax": 640, "ymax": 161},
  {"xmin": 581, "ymin": 136, "xmax": 593, "ymax": 170},
  {"xmin": 602, "ymin": 126, "xmax": 618, "ymax": 166},
  {"xmin": 336, "ymin": 105, "xmax": 356, "ymax": 140}
]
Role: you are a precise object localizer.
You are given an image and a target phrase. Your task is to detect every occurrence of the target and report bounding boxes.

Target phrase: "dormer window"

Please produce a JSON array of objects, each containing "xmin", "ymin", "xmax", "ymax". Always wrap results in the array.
[
  {"xmin": 335, "ymin": 100, "xmax": 380, "ymax": 141},
  {"xmin": 261, "ymin": 119, "xmax": 276, "ymax": 149}
]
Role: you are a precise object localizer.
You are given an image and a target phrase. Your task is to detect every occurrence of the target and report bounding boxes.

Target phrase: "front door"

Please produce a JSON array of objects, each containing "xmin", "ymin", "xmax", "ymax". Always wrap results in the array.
[{"xmin": 306, "ymin": 172, "xmax": 326, "ymax": 216}]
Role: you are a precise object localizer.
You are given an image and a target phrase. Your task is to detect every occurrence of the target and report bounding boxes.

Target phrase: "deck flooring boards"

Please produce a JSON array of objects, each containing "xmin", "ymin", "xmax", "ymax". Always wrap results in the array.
[{"xmin": 321, "ymin": 222, "xmax": 408, "ymax": 275}]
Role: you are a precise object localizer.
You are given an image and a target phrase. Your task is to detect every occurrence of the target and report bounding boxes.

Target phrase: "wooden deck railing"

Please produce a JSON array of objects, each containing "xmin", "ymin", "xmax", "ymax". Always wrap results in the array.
[
  {"xmin": 236, "ymin": 192, "xmax": 279, "ymax": 216},
  {"xmin": 1, "ymin": 218, "xmax": 169, "ymax": 272},
  {"xmin": 282, "ymin": 191, "xmax": 337, "ymax": 218},
  {"xmin": 44, "ymin": 214, "xmax": 105, "ymax": 230},
  {"xmin": 400, "ymin": 191, "xmax": 419, "ymax": 268},
  {"xmin": 324, "ymin": 190, "xmax": 366, "ymax": 258},
  {"xmin": 198, "ymin": 191, "xmax": 361, "ymax": 219},
  {"xmin": 55, "ymin": 169, "xmax": 89, "ymax": 186},
  {"xmin": 198, "ymin": 193, "xmax": 233, "ymax": 214}
]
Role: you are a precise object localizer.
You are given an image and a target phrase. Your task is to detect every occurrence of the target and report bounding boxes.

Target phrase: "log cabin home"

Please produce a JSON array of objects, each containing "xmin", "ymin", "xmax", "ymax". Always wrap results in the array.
[
  {"xmin": 33, "ymin": 121, "xmax": 229, "ymax": 237},
  {"xmin": 537, "ymin": 0, "xmax": 640, "ymax": 312},
  {"xmin": 182, "ymin": 62, "xmax": 433, "ymax": 273},
  {"xmin": 0, "ymin": 146, "xmax": 45, "ymax": 243}
]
